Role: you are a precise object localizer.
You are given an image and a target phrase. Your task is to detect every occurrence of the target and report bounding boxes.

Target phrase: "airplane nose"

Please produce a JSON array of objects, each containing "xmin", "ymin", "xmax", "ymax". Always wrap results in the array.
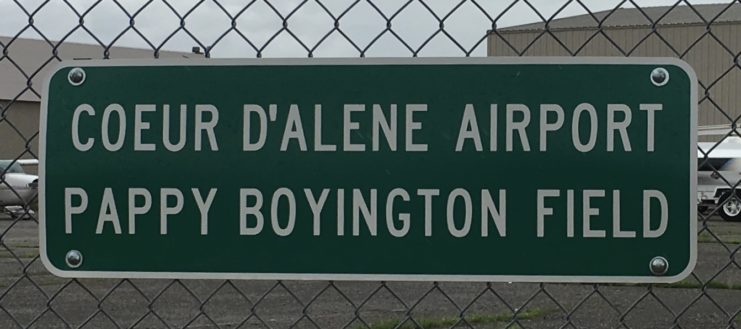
[{"xmin": 28, "ymin": 179, "xmax": 38, "ymax": 189}]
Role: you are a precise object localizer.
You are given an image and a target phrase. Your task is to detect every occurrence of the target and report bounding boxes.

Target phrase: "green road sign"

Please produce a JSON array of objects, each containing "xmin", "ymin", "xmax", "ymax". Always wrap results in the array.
[{"xmin": 40, "ymin": 58, "xmax": 697, "ymax": 282}]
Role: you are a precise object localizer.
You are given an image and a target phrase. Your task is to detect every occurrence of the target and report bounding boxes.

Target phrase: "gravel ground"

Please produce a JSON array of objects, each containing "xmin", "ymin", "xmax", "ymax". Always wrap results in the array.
[{"xmin": 1, "ymin": 215, "xmax": 739, "ymax": 328}]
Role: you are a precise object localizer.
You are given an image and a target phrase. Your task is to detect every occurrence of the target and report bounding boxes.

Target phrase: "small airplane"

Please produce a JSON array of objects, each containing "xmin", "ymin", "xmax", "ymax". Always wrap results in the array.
[
  {"xmin": 0, "ymin": 159, "xmax": 38, "ymax": 219},
  {"xmin": 697, "ymin": 125, "xmax": 741, "ymax": 221}
]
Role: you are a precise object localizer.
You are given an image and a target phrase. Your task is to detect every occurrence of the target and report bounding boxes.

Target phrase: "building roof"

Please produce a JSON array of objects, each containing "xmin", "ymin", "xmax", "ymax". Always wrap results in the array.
[
  {"xmin": 0, "ymin": 37, "xmax": 203, "ymax": 102},
  {"xmin": 499, "ymin": 3, "xmax": 741, "ymax": 32}
]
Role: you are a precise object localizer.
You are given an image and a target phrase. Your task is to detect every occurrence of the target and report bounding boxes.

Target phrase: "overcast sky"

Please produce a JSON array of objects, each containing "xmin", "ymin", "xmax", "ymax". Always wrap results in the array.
[{"xmin": 0, "ymin": 0, "xmax": 731, "ymax": 58}]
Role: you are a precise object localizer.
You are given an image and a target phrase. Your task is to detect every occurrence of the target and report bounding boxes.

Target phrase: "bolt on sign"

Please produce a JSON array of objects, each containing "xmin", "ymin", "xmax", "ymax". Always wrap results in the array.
[{"xmin": 40, "ymin": 58, "xmax": 697, "ymax": 283}]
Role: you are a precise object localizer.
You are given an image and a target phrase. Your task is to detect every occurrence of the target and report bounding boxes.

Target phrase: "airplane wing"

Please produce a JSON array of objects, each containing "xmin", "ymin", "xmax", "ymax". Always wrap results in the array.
[
  {"xmin": 16, "ymin": 159, "xmax": 38, "ymax": 166},
  {"xmin": 698, "ymin": 141, "xmax": 741, "ymax": 171},
  {"xmin": 696, "ymin": 126, "xmax": 741, "ymax": 172}
]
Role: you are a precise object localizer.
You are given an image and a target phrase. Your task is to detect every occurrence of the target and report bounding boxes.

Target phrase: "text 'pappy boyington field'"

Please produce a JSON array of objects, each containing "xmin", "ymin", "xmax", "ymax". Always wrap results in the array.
[{"xmin": 62, "ymin": 102, "xmax": 670, "ymax": 239}]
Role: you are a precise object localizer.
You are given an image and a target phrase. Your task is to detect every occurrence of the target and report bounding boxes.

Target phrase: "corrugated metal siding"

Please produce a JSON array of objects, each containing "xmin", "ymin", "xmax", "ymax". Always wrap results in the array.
[{"xmin": 488, "ymin": 24, "xmax": 741, "ymax": 132}]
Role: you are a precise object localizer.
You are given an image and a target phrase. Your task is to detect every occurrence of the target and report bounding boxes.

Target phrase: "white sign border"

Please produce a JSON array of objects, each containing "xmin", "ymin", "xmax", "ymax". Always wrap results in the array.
[{"xmin": 39, "ymin": 57, "xmax": 698, "ymax": 283}]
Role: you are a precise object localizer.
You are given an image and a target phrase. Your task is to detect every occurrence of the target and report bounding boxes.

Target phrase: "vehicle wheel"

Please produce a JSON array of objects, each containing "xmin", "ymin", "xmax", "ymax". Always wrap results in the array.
[{"xmin": 719, "ymin": 193, "xmax": 741, "ymax": 221}]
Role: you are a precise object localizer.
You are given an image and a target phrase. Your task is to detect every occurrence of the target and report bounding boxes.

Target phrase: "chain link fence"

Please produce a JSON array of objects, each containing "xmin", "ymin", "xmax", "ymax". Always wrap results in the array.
[{"xmin": 1, "ymin": 0, "xmax": 740, "ymax": 328}]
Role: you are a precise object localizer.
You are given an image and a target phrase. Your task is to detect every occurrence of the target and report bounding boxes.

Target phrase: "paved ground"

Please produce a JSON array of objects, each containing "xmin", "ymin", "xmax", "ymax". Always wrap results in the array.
[{"xmin": 0, "ymin": 214, "xmax": 739, "ymax": 328}]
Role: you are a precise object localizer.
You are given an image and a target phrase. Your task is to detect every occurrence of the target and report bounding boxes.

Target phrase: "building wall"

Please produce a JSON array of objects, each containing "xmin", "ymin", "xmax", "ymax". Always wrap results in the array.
[
  {"xmin": 1, "ymin": 100, "xmax": 39, "ymax": 170},
  {"xmin": 488, "ymin": 23, "xmax": 741, "ymax": 133},
  {"xmin": 0, "ymin": 37, "xmax": 203, "ymax": 103},
  {"xmin": 0, "ymin": 38, "xmax": 202, "ymax": 167}
]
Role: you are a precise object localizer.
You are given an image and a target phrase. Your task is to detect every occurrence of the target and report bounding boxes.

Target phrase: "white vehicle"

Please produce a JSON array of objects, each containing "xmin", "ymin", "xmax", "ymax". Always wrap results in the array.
[
  {"xmin": 698, "ymin": 136, "xmax": 741, "ymax": 221},
  {"xmin": 0, "ymin": 159, "xmax": 38, "ymax": 219}
]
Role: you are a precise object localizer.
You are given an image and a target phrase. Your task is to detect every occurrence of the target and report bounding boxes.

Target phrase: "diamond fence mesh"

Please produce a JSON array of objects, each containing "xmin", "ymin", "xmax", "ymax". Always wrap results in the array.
[{"xmin": 0, "ymin": 0, "xmax": 740, "ymax": 328}]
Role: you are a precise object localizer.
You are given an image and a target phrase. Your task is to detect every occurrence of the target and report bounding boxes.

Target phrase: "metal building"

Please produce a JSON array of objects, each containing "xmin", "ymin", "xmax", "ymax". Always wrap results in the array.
[
  {"xmin": 487, "ymin": 4, "xmax": 741, "ymax": 134},
  {"xmin": 0, "ymin": 37, "xmax": 202, "ymax": 162}
]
